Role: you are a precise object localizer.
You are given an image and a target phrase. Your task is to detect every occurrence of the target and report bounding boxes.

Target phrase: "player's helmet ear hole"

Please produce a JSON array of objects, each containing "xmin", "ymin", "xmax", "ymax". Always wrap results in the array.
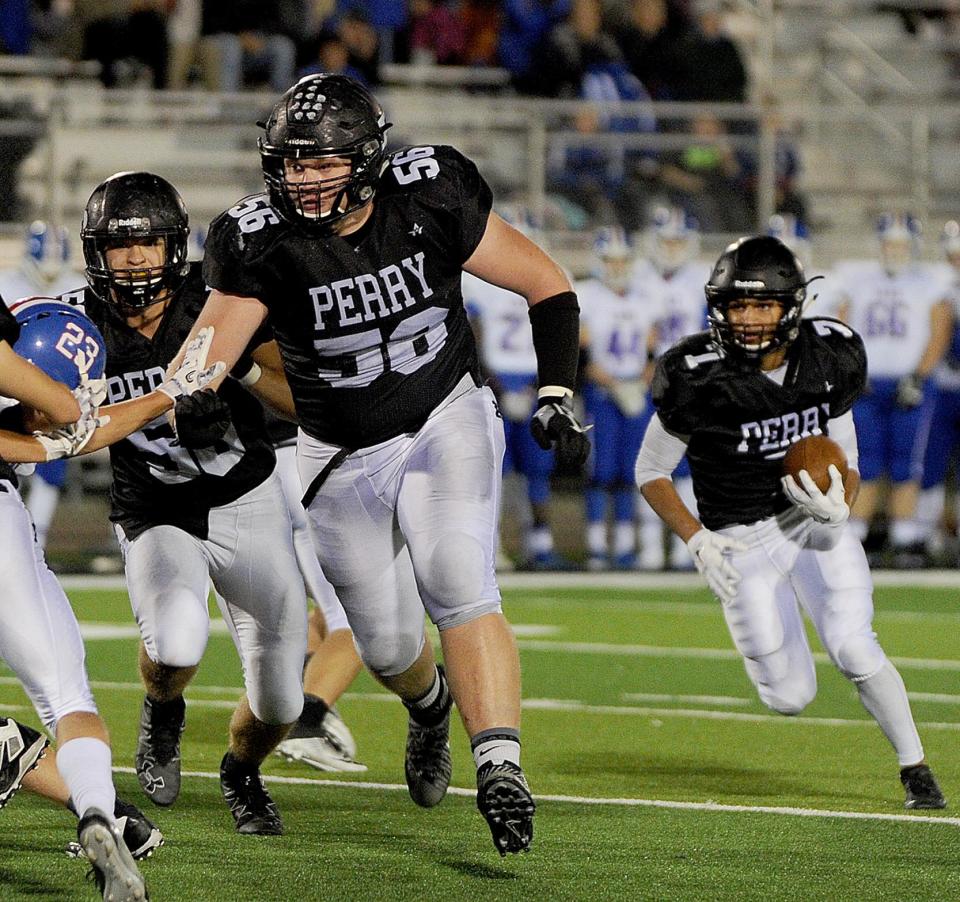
[{"xmin": 704, "ymin": 235, "xmax": 809, "ymax": 361}]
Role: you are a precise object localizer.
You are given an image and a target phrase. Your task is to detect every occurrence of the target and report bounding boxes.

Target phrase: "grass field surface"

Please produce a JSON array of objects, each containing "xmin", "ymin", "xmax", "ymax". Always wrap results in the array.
[{"xmin": 1, "ymin": 575, "xmax": 958, "ymax": 900}]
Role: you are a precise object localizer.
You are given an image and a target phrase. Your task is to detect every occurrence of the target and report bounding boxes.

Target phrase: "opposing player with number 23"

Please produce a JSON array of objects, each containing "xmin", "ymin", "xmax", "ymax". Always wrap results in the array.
[
  {"xmin": 177, "ymin": 74, "xmax": 591, "ymax": 854},
  {"xmin": 635, "ymin": 235, "xmax": 946, "ymax": 809}
]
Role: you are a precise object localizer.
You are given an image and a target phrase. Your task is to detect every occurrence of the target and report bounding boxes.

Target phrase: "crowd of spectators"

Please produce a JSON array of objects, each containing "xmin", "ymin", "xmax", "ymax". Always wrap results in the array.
[{"xmin": 0, "ymin": 0, "xmax": 811, "ymax": 232}]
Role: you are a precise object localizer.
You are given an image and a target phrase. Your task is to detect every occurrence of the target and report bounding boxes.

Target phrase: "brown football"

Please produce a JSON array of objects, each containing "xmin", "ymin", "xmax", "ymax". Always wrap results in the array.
[{"xmin": 782, "ymin": 434, "xmax": 848, "ymax": 493}]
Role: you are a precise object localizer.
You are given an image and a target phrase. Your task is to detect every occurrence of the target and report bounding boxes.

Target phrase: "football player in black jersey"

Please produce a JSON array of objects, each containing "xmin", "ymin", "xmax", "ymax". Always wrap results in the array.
[
  {"xmin": 75, "ymin": 172, "xmax": 311, "ymax": 836},
  {"xmin": 174, "ymin": 73, "xmax": 590, "ymax": 855},
  {"xmin": 635, "ymin": 235, "xmax": 946, "ymax": 809}
]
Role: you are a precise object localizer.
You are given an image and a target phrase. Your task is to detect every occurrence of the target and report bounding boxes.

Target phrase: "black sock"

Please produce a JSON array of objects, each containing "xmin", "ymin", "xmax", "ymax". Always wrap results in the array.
[
  {"xmin": 403, "ymin": 665, "xmax": 451, "ymax": 727},
  {"xmin": 298, "ymin": 694, "xmax": 329, "ymax": 729}
]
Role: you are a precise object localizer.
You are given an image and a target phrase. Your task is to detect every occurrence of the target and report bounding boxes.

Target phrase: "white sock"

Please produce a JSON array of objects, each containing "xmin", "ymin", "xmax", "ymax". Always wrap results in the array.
[
  {"xmin": 57, "ymin": 737, "xmax": 116, "ymax": 822},
  {"xmin": 471, "ymin": 728, "xmax": 521, "ymax": 770},
  {"xmin": 914, "ymin": 486, "xmax": 945, "ymax": 540},
  {"xmin": 613, "ymin": 521, "xmax": 635, "ymax": 557},
  {"xmin": 526, "ymin": 526, "xmax": 553, "ymax": 557},
  {"xmin": 26, "ymin": 479, "xmax": 60, "ymax": 550},
  {"xmin": 890, "ymin": 517, "xmax": 924, "ymax": 547},
  {"xmin": 855, "ymin": 661, "xmax": 924, "ymax": 767},
  {"xmin": 587, "ymin": 522, "xmax": 607, "ymax": 557}
]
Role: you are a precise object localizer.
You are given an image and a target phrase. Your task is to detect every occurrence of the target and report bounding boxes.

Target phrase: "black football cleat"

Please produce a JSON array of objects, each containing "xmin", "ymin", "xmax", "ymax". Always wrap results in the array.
[
  {"xmin": 901, "ymin": 763, "xmax": 947, "ymax": 810},
  {"xmin": 135, "ymin": 695, "xmax": 185, "ymax": 807},
  {"xmin": 476, "ymin": 761, "xmax": 536, "ymax": 856},
  {"xmin": 77, "ymin": 808, "xmax": 149, "ymax": 901},
  {"xmin": 219, "ymin": 753, "xmax": 283, "ymax": 835},
  {"xmin": 404, "ymin": 706, "xmax": 452, "ymax": 808},
  {"xmin": 67, "ymin": 797, "xmax": 164, "ymax": 861},
  {"xmin": 0, "ymin": 717, "xmax": 48, "ymax": 809}
]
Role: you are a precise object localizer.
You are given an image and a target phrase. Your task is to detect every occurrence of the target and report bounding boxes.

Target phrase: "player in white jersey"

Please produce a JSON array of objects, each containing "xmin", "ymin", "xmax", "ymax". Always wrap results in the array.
[
  {"xmin": 915, "ymin": 221, "xmax": 960, "ymax": 560},
  {"xmin": 464, "ymin": 266, "xmax": 565, "ymax": 569},
  {"xmin": 633, "ymin": 207, "xmax": 708, "ymax": 569},
  {"xmin": 580, "ymin": 226, "xmax": 663, "ymax": 570},
  {"xmin": 0, "ymin": 222, "xmax": 85, "ymax": 550},
  {"xmin": 836, "ymin": 213, "xmax": 953, "ymax": 565}
]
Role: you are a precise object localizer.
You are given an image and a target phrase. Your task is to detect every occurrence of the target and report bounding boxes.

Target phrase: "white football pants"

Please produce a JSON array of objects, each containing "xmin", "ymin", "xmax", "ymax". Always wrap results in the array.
[
  {"xmin": 298, "ymin": 375, "xmax": 505, "ymax": 677},
  {"xmin": 116, "ymin": 471, "xmax": 307, "ymax": 725},
  {"xmin": 0, "ymin": 481, "xmax": 97, "ymax": 729}
]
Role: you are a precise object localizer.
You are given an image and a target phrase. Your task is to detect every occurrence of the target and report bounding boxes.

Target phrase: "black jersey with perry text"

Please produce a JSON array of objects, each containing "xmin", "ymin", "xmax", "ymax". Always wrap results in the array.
[
  {"xmin": 63, "ymin": 264, "xmax": 275, "ymax": 540},
  {"xmin": 204, "ymin": 144, "xmax": 493, "ymax": 449},
  {"xmin": 652, "ymin": 317, "xmax": 867, "ymax": 530}
]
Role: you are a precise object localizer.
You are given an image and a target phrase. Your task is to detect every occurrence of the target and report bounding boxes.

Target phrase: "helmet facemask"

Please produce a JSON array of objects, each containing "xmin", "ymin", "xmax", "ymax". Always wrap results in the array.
[
  {"xmin": 707, "ymin": 291, "xmax": 804, "ymax": 362},
  {"xmin": 85, "ymin": 230, "xmax": 188, "ymax": 312}
]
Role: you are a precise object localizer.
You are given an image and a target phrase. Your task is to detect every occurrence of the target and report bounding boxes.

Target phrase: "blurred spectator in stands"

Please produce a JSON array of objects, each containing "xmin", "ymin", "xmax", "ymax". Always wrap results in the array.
[
  {"xmin": 735, "ymin": 104, "xmax": 809, "ymax": 225},
  {"xmin": 200, "ymin": 0, "xmax": 296, "ymax": 92},
  {"xmin": 338, "ymin": 0, "xmax": 406, "ymax": 63},
  {"xmin": 166, "ymin": 0, "xmax": 200, "ymax": 88},
  {"xmin": 338, "ymin": 9, "xmax": 381, "ymax": 85},
  {"xmin": 613, "ymin": 0, "xmax": 691, "ymax": 100},
  {"xmin": 532, "ymin": 0, "xmax": 623, "ymax": 97},
  {"xmin": 676, "ymin": 0, "xmax": 748, "ymax": 102},
  {"xmin": 394, "ymin": 0, "xmax": 466, "ymax": 66},
  {"xmin": 80, "ymin": 0, "xmax": 171, "ymax": 88},
  {"xmin": 545, "ymin": 0, "xmax": 658, "ymax": 229},
  {"xmin": 28, "ymin": 0, "xmax": 77, "ymax": 57},
  {"xmin": 657, "ymin": 113, "xmax": 750, "ymax": 231},
  {"xmin": 299, "ymin": 28, "xmax": 368, "ymax": 84},
  {"xmin": 462, "ymin": 0, "xmax": 502, "ymax": 66},
  {"xmin": 498, "ymin": 0, "xmax": 571, "ymax": 93}
]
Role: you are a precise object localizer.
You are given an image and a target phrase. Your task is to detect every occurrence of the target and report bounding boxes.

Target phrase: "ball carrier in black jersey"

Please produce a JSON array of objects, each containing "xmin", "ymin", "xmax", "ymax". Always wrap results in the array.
[
  {"xmin": 177, "ymin": 74, "xmax": 590, "ymax": 856},
  {"xmin": 635, "ymin": 236, "xmax": 946, "ymax": 809},
  {"xmin": 76, "ymin": 172, "xmax": 310, "ymax": 835}
]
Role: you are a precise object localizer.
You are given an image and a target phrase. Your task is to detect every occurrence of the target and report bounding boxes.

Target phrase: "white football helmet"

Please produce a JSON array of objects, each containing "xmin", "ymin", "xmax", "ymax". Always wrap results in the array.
[
  {"xmin": 592, "ymin": 225, "xmax": 633, "ymax": 294},
  {"xmin": 877, "ymin": 211, "xmax": 921, "ymax": 275},
  {"xmin": 646, "ymin": 206, "xmax": 699, "ymax": 275},
  {"xmin": 24, "ymin": 220, "xmax": 70, "ymax": 285}
]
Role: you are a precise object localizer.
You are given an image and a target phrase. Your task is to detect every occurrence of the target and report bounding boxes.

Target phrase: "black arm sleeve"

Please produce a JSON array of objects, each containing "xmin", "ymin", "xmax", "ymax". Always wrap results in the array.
[{"xmin": 528, "ymin": 291, "xmax": 580, "ymax": 396}]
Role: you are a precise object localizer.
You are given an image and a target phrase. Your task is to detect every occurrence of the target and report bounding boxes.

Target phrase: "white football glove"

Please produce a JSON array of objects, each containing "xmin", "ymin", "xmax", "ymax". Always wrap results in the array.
[
  {"xmin": 33, "ymin": 374, "xmax": 111, "ymax": 461},
  {"xmin": 781, "ymin": 464, "xmax": 849, "ymax": 526},
  {"xmin": 686, "ymin": 528, "xmax": 748, "ymax": 605},
  {"xmin": 158, "ymin": 326, "xmax": 226, "ymax": 401}
]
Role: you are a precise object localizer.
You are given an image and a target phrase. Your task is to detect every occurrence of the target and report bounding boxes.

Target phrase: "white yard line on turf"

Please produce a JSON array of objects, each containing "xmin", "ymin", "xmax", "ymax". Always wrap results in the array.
[
  {"xmin": 109, "ymin": 765, "xmax": 960, "ymax": 828},
  {"xmin": 622, "ymin": 693, "xmax": 751, "ymax": 706},
  {"xmin": 59, "ymin": 570, "xmax": 960, "ymax": 592}
]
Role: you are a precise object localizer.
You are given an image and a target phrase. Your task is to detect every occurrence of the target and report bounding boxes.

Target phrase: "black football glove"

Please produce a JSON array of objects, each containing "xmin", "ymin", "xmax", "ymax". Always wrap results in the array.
[
  {"xmin": 174, "ymin": 388, "xmax": 232, "ymax": 449},
  {"xmin": 531, "ymin": 395, "xmax": 591, "ymax": 468},
  {"xmin": 895, "ymin": 372, "xmax": 924, "ymax": 410}
]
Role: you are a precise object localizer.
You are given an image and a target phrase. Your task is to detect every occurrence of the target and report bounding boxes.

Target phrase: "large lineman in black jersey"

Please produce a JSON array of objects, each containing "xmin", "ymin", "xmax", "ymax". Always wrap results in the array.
[
  {"xmin": 190, "ymin": 73, "xmax": 589, "ymax": 855},
  {"xmin": 78, "ymin": 171, "xmax": 309, "ymax": 835},
  {"xmin": 204, "ymin": 143, "xmax": 488, "ymax": 448},
  {"xmin": 636, "ymin": 235, "xmax": 946, "ymax": 809}
]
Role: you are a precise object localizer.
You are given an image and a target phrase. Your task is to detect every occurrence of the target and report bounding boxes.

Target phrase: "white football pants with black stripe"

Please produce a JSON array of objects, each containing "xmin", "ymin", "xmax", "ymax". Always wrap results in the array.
[
  {"xmin": 116, "ymin": 470, "xmax": 307, "ymax": 725},
  {"xmin": 0, "ymin": 479, "xmax": 98, "ymax": 730},
  {"xmin": 298, "ymin": 374, "xmax": 505, "ymax": 677}
]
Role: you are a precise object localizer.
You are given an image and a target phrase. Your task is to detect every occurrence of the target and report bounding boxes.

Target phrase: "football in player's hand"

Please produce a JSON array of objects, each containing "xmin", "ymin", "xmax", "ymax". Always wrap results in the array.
[{"xmin": 782, "ymin": 434, "xmax": 848, "ymax": 493}]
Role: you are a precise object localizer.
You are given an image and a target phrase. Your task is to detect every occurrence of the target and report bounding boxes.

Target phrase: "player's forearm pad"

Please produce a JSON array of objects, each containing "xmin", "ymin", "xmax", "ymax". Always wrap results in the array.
[{"xmin": 528, "ymin": 291, "xmax": 580, "ymax": 395}]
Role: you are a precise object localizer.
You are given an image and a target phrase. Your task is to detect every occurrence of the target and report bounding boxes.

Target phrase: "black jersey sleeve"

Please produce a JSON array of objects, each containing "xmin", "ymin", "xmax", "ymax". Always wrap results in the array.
[
  {"xmin": 650, "ymin": 349, "xmax": 698, "ymax": 436},
  {"xmin": 203, "ymin": 196, "xmax": 278, "ymax": 300},
  {"xmin": 387, "ymin": 145, "xmax": 494, "ymax": 264},
  {"xmin": 807, "ymin": 318, "xmax": 868, "ymax": 416},
  {"xmin": 0, "ymin": 296, "xmax": 20, "ymax": 345}
]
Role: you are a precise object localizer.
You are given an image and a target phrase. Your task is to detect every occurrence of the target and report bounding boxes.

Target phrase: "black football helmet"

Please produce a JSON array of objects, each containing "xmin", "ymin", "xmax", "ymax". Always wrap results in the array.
[
  {"xmin": 259, "ymin": 74, "xmax": 391, "ymax": 231},
  {"xmin": 81, "ymin": 171, "xmax": 190, "ymax": 311},
  {"xmin": 704, "ymin": 235, "xmax": 809, "ymax": 362}
]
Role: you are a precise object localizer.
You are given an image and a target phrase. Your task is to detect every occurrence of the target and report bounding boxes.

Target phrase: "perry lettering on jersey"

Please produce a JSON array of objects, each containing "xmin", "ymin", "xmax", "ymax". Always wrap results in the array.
[
  {"xmin": 308, "ymin": 251, "xmax": 434, "ymax": 330},
  {"xmin": 736, "ymin": 403, "xmax": 830, "ymax": 458},
  {"xmin": 107, "ymin": 366, "xmax": 165, "ymax": 403}
]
